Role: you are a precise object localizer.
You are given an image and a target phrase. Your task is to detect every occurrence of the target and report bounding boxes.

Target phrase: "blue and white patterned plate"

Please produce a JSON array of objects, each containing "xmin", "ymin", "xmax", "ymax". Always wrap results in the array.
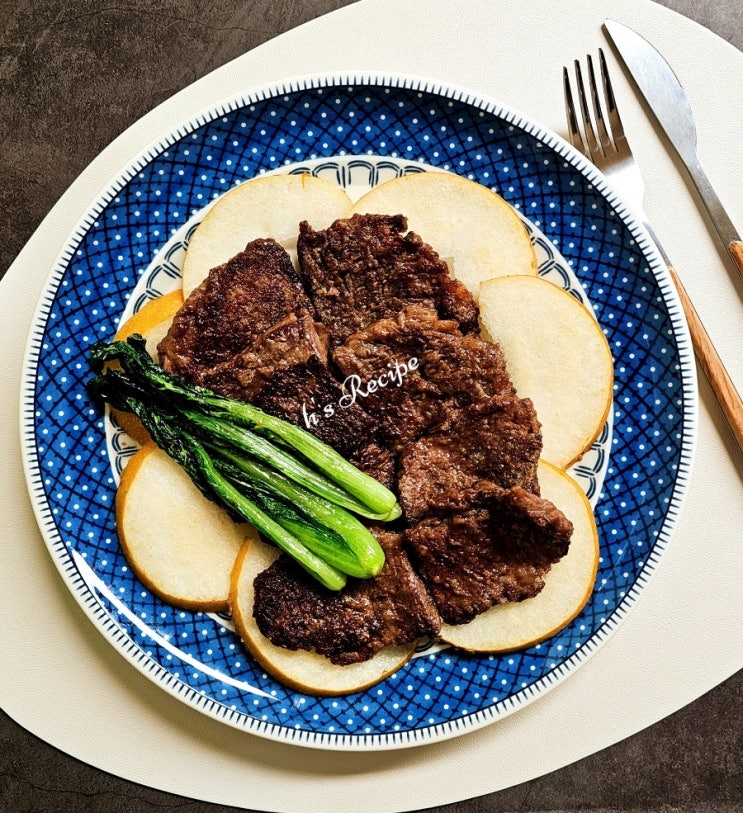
[{"xmin": 21, "ymin": 74, "xmax": 696, "ymax": 751}]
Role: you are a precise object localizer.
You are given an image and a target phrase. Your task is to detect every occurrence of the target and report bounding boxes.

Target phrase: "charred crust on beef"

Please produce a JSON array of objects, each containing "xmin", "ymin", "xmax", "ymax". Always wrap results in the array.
[
  {"xmin": 405, "ymin": 486, "xmax": 573, "ymax": 626},
  {"xmin": 252, "ymin": 529, "xmax": 441, "ymax": 665},
  {"xmin": 398, "ymin": 394, "xmax": 542, "ymax": 522},
  {"xmin": 332, "ymin": 304, "xmax": 516, "ymax": 452},
  {"xmin": 158, "ymin": 238, "xmax": 313, "ymax": 378},
  {"xmin": 341, "ymin": 438, "xmax": 397, "ymax": 494},
  {"xmin": 297, "ymin": 214, "xmax": 479, "ymax": 345},
  {"xmin": 156, "ymin": 237, "xmax": 394, "ymax": 488}
]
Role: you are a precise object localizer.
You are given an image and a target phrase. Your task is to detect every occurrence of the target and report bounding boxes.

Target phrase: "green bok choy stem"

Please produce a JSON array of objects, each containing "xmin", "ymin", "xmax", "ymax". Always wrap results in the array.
[{"xmin": 90, "ymin": 336, "xmax": 401, "ymax": 521}]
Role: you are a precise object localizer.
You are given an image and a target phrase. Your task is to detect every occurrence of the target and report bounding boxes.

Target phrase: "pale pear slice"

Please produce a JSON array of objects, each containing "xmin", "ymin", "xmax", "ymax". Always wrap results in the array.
[
  {"xmin": 116, "ymin": 443, "xmax": 253, "ymax": 612},
  {"xmin": 350, "ymin": 171, "xmax": 537, "ymax": 299},
  {"xmin": 182, "ymin": 173, "xmax": 353, "ymax": 297},
  {"xmin": 111, "ymin": 291, "xmax": 185, "ymax": 444},
  {"xmin": 439, "ymin": 460, "xmax": 599, "ymax": 653},
  {"xmin": 230, "ymin": 536, "xmax": 416, "ymax": 696},
  {"xmin": 479, "ymin": 275, "xmax": 614, "ymax": 468}
]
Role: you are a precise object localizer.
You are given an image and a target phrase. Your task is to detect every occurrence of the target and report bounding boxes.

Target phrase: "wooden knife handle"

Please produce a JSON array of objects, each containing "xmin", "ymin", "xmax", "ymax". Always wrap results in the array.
[
  {"xmin": 730, "ymin": 241, "xmax": 743, "ymax": 282},
  {"xmin": 668, "ymin": 266, "xmax": 743, "ymax": 453}
]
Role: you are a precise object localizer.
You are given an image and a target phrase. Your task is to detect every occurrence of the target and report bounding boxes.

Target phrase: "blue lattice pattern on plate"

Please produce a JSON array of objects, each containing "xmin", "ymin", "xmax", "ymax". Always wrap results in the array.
[{"xmin": 22, "ymin": 75, "xmax": 695, "ymax": 749}]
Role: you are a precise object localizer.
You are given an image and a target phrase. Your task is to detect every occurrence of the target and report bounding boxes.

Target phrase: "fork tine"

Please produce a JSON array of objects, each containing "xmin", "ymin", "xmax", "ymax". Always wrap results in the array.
[
  {"xmin": 598, "ymin": 48, "xmax": 626, "ymax": 147},
  {"xmin": 563, "ymin": 66, "xmax": 586, "ymax": 154},
  {"xmin": 587, "ymin": 54, "xmax": 613, "ymax": 155},
  {"xmin": 573, "ymin": 59, "xmax": 601, "ymax": 158}
]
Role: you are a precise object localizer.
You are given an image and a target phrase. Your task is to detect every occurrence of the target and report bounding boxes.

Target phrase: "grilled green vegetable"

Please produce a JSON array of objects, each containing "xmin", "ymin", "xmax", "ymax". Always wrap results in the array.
[
  {"xmin": 89, "ymin": 336, "xmax": 400, "ymax": 587},
  {"xmin": 211, "ymin": 447, "xmax": 385, "ymax": 578},
  {"xmin": 90, "ymin": 336, "xmax": 400, "ymax": 522}
]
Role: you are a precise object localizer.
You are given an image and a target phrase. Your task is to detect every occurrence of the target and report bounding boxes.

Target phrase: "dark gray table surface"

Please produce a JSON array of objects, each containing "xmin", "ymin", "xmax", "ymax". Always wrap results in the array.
[{"xmin": 1, "ymin": 1, "xmax": 741, "ymax": 811}]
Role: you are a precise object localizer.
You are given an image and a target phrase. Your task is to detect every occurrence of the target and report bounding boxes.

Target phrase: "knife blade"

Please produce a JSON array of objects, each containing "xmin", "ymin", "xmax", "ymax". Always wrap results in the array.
[{"xmin": 603, "ymin": 18, "xmax": 743, "ymax": 281}]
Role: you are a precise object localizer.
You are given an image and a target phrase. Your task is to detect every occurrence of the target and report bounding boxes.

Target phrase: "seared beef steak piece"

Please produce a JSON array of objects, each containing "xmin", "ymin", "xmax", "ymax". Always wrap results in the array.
[
  {"xmin": 332, "ymin": 304, "xmax": 515, "ymax": 452},
  {"xmin": 199, "ymin": 310, "xmax": 395, "ymax": 485},
  {"xmin": 405, "ymin": 486, "xmax": 573, "ymax": 626},
  {"xmin": 158, "ymin": 241, "xmax": 394, "ymax": 487},
  {"xmin": 297, "ymin": 213, "xmax": 479, "ymax": 345},
  {"xmin": 398, "ymin": 394, "xmax": 542, "ymax": 521},
  {"xmin": 158, "ymin": 238, "xmax": 312, "ymax": 379},
  {"xmin": 252, "ymin": 529, "xmax": 441, "ymax": 665}
]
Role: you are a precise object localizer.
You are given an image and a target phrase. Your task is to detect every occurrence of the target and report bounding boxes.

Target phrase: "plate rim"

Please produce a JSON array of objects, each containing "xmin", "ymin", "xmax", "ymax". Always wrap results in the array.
[{"xmin": 19, "ymin": 70, "xmax": 698, "ymax": 751}]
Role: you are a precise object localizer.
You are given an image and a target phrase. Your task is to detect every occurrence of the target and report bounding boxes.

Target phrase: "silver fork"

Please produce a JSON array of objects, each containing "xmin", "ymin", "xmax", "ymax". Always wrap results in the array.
[{"xmin": 563, "ymin": 50, "xmax": 743, "ymax": 453}]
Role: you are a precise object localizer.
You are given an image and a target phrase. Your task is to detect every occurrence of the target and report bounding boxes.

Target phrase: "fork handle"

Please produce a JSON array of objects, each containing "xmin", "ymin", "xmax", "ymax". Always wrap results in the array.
[
  {"xmin": 668, "ymin": 265, "xmax": 743, "ymax": 453},
  {"xmin": 730, "ymin": 241, "xmax": 743, "ymax": 281}
]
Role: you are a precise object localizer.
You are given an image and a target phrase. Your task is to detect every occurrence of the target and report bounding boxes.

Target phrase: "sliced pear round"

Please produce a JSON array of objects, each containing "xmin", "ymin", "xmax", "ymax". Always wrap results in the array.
[
  {"xmin": 350, "ymin": 171, "xmax": 537, "ymax": 299},
  {"xmin": 440, "ymin": 460, "xmax": 599, "ymax": 653},
  {"xmin": 182, "ymin": 173, "xmax": 352, "ymax": 297},
  {"xmin": 110, "ymin": 291, "xmax": 185, "ymax": 444},
  {"xmin": 230, "ymin": 536, "xmax": 416, "ymax": 696},
  {"xmin": 479, "ymin": 274, "xmax": 614, "ymax": 468},
  {"xmin": 116, "ymin": 443, "xmax": 253, "ymax": 612}
]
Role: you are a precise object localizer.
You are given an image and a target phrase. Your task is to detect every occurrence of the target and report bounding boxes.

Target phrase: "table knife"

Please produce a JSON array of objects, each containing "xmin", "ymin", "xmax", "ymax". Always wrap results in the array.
[{"xmin": 604, "ymin": 18, "xmax": 743, "ymax": 281}]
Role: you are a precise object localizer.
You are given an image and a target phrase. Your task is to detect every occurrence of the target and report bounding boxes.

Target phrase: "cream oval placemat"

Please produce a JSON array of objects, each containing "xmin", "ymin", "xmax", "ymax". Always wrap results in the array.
[{"xmin": 1, "ymin": 0, "xmax": 741, "ymax": 809}]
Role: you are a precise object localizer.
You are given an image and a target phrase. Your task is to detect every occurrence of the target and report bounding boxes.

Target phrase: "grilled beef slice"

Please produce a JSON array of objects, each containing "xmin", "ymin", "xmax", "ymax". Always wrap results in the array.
[
  {"xmin": 405, "ymin": 486, "xmax": 573, "ymax": 626},
  {"xmin": 158, "ymin": 240, "xmax": 395, "ymax": 487},
  {"xmin": 332, "ymin": 304, "xmax": 516, "ymax": 453},
  {"xmin": 158, "ymin": 238, "xmax": 313, "ymax": 380},
  {"xmin": 252, "ymin": 529, "xmax": 441, "ymax": 665},
  {"xmin": 297, "ymin": 213, "xmax": 479, "ymax": 346},
  {"xmin": 397, "ymin": 394, "xmax": 542, "ymax": 522}
]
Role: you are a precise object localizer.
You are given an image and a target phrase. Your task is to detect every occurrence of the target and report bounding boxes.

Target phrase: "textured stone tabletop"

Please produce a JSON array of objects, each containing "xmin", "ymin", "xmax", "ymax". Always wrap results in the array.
[{"xmin": 1, "ymin": 1, "xmax": 741, "ymax": 811}]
